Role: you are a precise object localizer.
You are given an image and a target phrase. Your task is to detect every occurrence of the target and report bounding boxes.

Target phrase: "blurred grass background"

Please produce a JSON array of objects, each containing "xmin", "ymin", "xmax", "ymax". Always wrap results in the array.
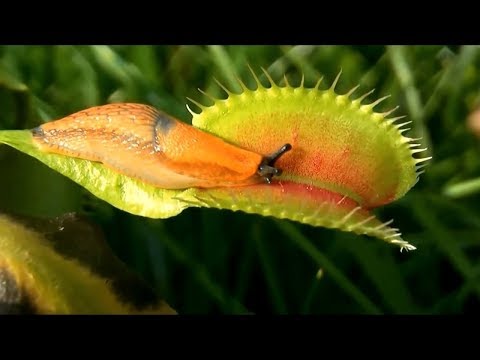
[{"xmin": 1, "ymin": 45, "xmax": 480, "ymax": 314}]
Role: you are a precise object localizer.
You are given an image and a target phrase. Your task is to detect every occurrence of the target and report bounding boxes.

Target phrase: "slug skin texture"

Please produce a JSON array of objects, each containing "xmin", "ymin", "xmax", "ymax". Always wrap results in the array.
[{"xmin": 32, "ymin": 103, "xmax": 274, "ymax": 189}]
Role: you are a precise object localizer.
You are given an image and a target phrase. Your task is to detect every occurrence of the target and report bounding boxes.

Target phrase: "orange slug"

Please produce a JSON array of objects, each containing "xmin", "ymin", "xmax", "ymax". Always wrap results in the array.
[{"xmin": 31, "ymin": 103, "xmax": 292, "ymax": 189}]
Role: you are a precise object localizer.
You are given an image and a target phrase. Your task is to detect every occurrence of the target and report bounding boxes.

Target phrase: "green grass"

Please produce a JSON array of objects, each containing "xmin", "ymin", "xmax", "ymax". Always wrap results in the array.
[{"xmin": 1, "ymin": 45, "xmax": 480, "ymax": 314}]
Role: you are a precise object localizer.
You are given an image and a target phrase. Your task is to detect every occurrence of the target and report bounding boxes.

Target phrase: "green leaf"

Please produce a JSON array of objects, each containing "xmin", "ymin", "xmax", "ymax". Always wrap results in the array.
[
  {"xmin": 0, "ymin": 130, "xmax": 194, "ymax": 218},
  {"xmin": 0, "ymin": 213, "xmax": 175, "ymax": 314},
  {"xmin": 0, "ymin": 63, "xmax": 28, "ymax": 92}
]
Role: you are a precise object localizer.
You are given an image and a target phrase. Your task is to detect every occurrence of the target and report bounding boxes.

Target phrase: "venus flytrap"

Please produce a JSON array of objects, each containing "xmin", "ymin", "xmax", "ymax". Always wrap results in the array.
[{"xmin": 0, "ymin": 68, "xmax": 431, "ymax": 251}]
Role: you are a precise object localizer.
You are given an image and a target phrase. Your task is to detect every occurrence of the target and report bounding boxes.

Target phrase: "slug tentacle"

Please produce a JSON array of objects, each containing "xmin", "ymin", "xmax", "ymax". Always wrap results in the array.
[{"xmin": 257, "ymin": 143, "xmax": 293, "ymax": 183}]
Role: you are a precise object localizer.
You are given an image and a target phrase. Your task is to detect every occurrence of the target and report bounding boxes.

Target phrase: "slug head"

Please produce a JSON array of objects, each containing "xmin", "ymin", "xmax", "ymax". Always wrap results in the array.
[{"xmin": 257, "ymin": 143, "xmax": 292, "ymax": 183}]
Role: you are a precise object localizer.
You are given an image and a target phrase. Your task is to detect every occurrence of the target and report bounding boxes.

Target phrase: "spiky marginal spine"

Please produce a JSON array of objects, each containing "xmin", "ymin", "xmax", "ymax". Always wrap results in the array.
[
  {"xmin": 188, "ymin": 189, "xmax": 414, "ymax": 251},
  {"xmin": 191, "ymin": 68, "xmax": 431, "ymax": 181},
  {"xmin": 188, "ymin": 67, "xmax": 428, "ymax": 251}
]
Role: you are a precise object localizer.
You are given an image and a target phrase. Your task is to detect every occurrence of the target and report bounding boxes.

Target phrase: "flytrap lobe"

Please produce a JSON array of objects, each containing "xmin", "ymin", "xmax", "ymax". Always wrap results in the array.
[
  {"xmin": 186, "ymin": 68, "xmax": 431, "ymax": 251},
  {"xmin": 0, "ymin": 68, "xmax": 431, "ymax": 251}
]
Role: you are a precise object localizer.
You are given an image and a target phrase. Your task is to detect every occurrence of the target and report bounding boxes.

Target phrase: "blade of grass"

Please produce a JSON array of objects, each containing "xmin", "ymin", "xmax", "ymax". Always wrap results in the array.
[
  {"xmin": 301, "ymin": 268, "xmax": 323, "ymax": 314},
  {"xmin": 410, "ymin": 197, "xmax": 480, "ymax": 301},
  {"xmin": 253, "ymin": 224, "xmax": 288, "ymax": 314},
  {"xmin": 268, "ymin": 45, "xmax": 319, "ymax": 81},
  {"xmin": 347, "ymin": 240, "xmax": 417, "ymax": 313},
  {"xmin": 456, "ymin": 265, "xmax": 480, "ymax": 302},
  {"xmin": 200, "ymin": 211, "xmax": 229, "ymax": 314},
  {"xmin": 403, "ymin": 230, "xmax": 480, "ymax": 249},
  {"xmin": 275, "ymin": 220, "xmax": 382, "ymax": 314},
  {"xmin": 88, "ymin": 45, "xmax": 137, "ymax": 87},
  {"xmin": 127, "ymin": 46, "xmax": 162, "ymax": 87},
  {"xmin": 423, "ymin": 45, "xmax": 480, "ymax": 121},
  {"xmin": 234, "ymin": 230, "xmax": 256, "ymax": 304},
  {"xmin": 147, "ymin": 220, "xmax": 249, "ymax": 314},
  {"xmin": 358, "ymin": 49, "xmax": 389, "ymax": 87},
  {"xmin": 388, "ymin": 46, "xmax": 424, "ymax": 122},
  {"xmin": 207, "ymin": 45, "xmax": 242, "ymax": 93},
  {"xmin": 388, "ymin": 45, "xmax": 432, "ymax": 154},
  {"xmin": 419, "ymin": 192, "xmax": 480, "ymax": 229},
  {"xmin": 429, "ymin": 271, "xmax": 479, "ymax": 314},
  {"xmin": 443, "ymin": 177, "xmax": 480, "ymax": 198},
  {"xmin": 141, "ymin": 223, "xmax": 170, "ymax": 296}
]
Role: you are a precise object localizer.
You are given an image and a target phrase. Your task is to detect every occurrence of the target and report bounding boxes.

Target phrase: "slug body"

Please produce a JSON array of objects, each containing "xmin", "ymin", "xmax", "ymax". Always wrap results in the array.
[{"xmin": 31, "ymin": 103, "xmax": 291, "ymax": 189}]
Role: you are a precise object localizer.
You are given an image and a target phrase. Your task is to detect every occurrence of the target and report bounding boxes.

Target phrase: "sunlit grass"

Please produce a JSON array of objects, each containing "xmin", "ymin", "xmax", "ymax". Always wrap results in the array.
[{"xmin": 1, "ymin": 45, "xmax": 480, "ymax": 313}]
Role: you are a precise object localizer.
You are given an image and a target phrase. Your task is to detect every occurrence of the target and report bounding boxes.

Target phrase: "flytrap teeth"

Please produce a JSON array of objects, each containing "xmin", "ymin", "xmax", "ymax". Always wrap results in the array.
[
  {"xmin": 186, "ymin": 97, "xmax": 207, "ymax": 111},
  {"xmin": 411, "ymin": 148, "xmax": 428, "ymax": 154},
  {"xmin": 186, "ymin": 67, "xmax": 431, "ymax": 250},
  {"xmin": 355, "ymin": 88, "xmax": 376, "ymax": 103},
  {"xmin": 197, "ymin": 88, "xmax": 218, "ymax": 102},
  {"xmin": 386, "ymin": 116, "xmax": 408, "ymax": 126},
  {"xmin": 213, "ymin": 77, "xmax": 233, "ymax": 95},
  {"xmin": 329, "ymin": 69, "xmax": 343, "ymax": 91},
  {"xmin": 368, "ymin": 95, "xmax": 391, "ymax": 109},
  {"xmin": 260, "ymin": 67, "xmax": 277, "ymax": 87},
  {"xmin": 415, "ymin": 163, "xmax": 430, "ymax": 171},
  {"xmin": 186, "ymin": 104, "xmax": 199, "ymax": 116},
  {"xmin": 415, "ymin": 157, "xmax": 433, "ymax": 164},
  {"xmin": 314, "ymin": 76, "xmax": 325, "ymax": 90},
  {"xmin": 382, "ymin": 106, "xmax": 400, "ymax": 117},
  {"xmin": 395, "ymin": 121, "xmax": 413, "ymax": 129},
  {"xmin": 346, "ymin": 84, "xmax": 360, "ymax": 97}
]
